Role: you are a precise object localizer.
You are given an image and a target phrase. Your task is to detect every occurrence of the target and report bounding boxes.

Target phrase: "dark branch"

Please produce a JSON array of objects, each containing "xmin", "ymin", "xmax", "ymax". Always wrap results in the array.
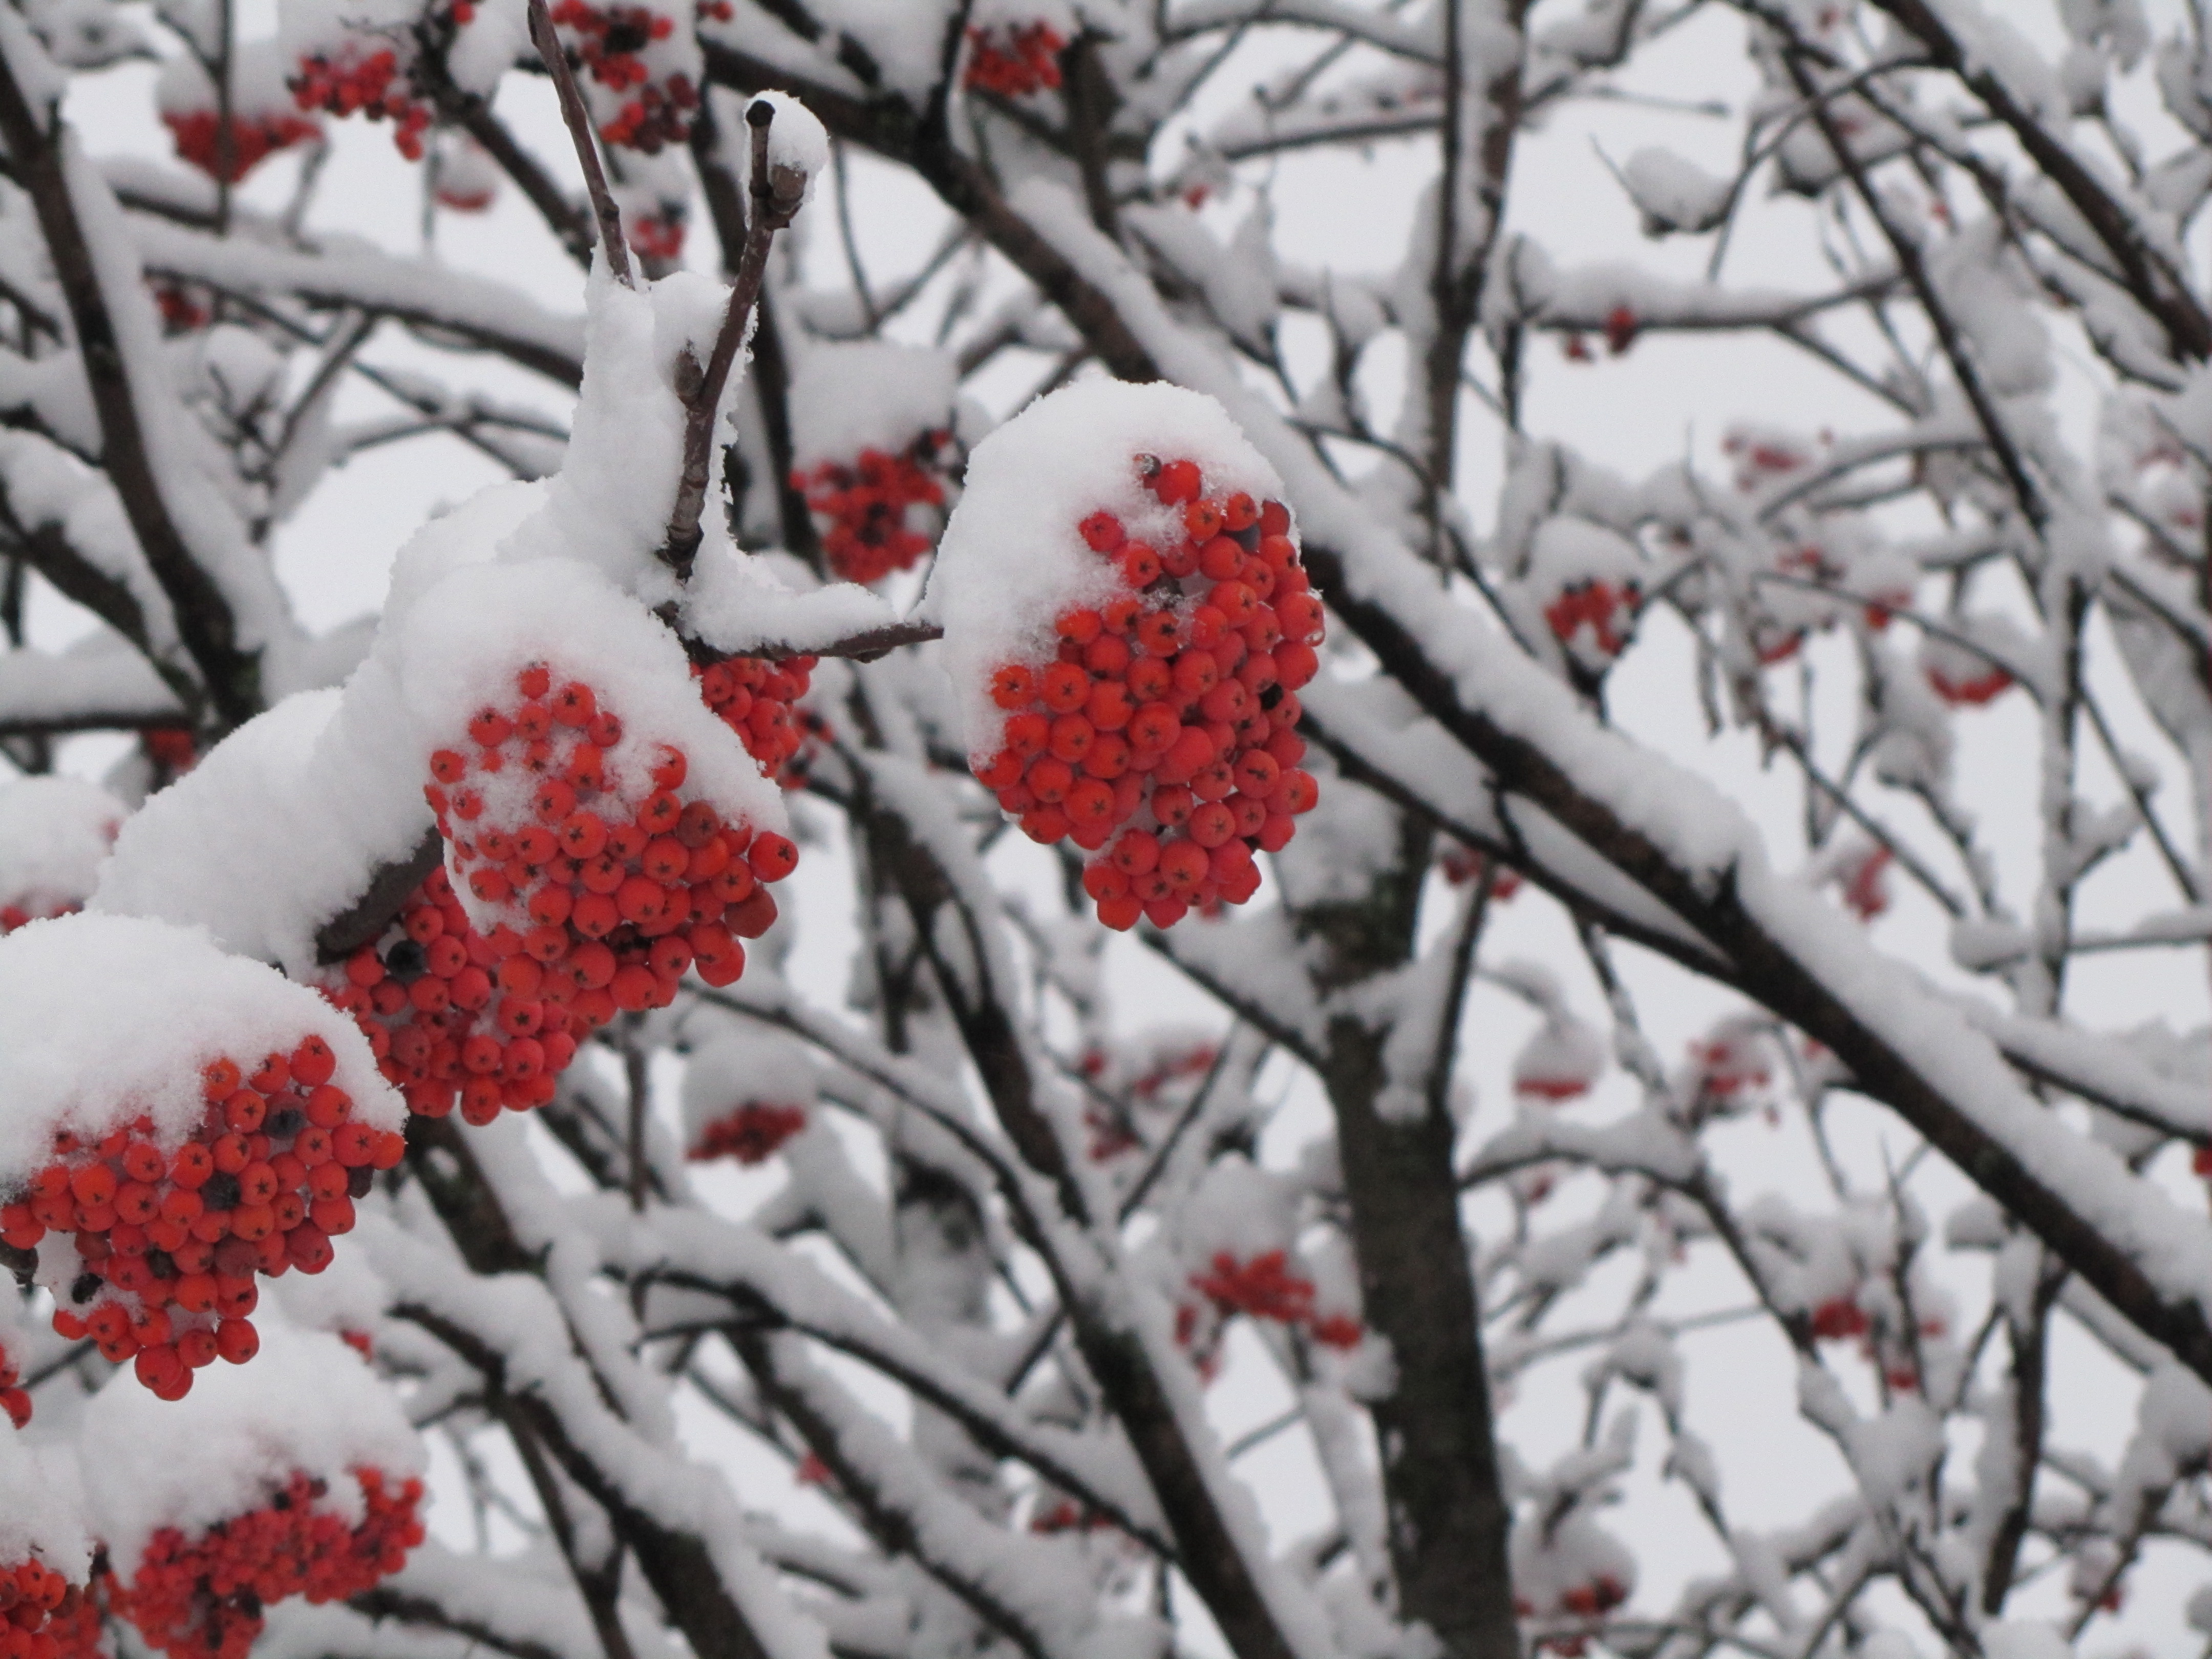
[
  {"xmin": 0, "ymin": 48, "xmax": 259, "ymax": 728},
  {"xmin": 527, "ymin": 0, "xmax": 633, "ymax": 286}
]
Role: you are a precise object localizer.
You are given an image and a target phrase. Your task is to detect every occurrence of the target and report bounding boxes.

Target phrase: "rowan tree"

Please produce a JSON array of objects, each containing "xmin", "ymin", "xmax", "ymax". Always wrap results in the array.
[{"xmin": 1, "ymin": 3, "xmax": 2210, "ymax": 1658}]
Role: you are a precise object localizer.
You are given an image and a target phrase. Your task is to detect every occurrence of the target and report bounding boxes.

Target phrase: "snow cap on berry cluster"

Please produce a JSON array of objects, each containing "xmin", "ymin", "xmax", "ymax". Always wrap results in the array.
[
  {"xmin": 1170, "ymin": 1155, "xmax": 1296, "ymax": 1269},
  {"xmin": 445, "ymin": 0, "xmax": 530, "ymax": 96},
  {"xmin": 751, "ymin": 90, "xmax": 828, "ymax": 208},
  {"xmin": 0, "ymin": 914, "xmax": 403, "ymax": 1186},
  {"xmin": 80, "ymin": 1320, "xmax": 423, "ymax": 1579},
  {"xmin": 0, "ymin": 1431, "xmax": 91, "ymax": 1576},
  {"xmin": 156, "ymin": 38, "xmax": 302, "ymax": 120},
  {"xmin": 0, "ymin": 776, "xmax": 122, "ymax": 922},
  {"xmin": 385, "ymin": 556, "xmax": 788, "ymax": 925},
  {"xmin": 93, "ymin": 688, "xmax": 428, "ymax": 979},
  {"xmin": 680, "ymin": 1028, "xmax": 817, "ymax": 1137},
  {"xmin": 789, "ymin": 341, "xmax": 956, "ymax": 471},
  {"xmin": 928, "ymin": 378, "xmax": 1285, "ymax": 762},
  {"xmin": 275, "ymin": 0, "xmax": 416, "ymax": 64}
]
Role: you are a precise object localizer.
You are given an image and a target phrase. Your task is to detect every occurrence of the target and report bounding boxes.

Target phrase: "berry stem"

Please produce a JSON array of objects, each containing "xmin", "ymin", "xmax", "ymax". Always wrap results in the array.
[
  {"xmin": 661, "ymin": 98, "xmax": 805, "ymax": 580},
  {"xmin": 527, "ymin": 0, "xmax": 634, "ymax": 289}
]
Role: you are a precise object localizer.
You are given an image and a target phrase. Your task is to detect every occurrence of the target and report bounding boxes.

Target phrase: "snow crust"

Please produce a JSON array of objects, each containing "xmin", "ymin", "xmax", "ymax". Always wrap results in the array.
[
  {"xmin": 0, "ymin": 776, "xmax": 123, "ymax": 917},
  {"xmin": 789, "ymin": 340, "xmax": 956, "ymax": 468},
  {"xmin": 926, "ymin": 377, "xmax": 1285, "ymax": 760},
  {"xmin": 0, "ymin": 913, "xmax": 401, "ymax": 1185},
  {"xmin": 80, "ymin": 1319, "xmax": 424, "ymax": 1578},
  {"xmin": 0, "ymin": 1430, "xmax": 91, "ymax": 1575}
]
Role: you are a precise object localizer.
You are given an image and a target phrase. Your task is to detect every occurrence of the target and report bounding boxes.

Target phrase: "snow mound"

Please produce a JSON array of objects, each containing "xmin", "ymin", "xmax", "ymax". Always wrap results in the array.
[{"xmin": 0, "ymin": 776, "xmax": 123, "ymax": 924}]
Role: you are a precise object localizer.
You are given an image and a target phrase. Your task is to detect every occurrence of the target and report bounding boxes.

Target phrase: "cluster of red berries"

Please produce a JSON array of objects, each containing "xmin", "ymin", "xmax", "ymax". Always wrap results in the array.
[
  {"xmin": 1808, "ymin": 1295, "xmax": 1870, "ymax": 1342},
  {"xmin": 1925, "ymin": 658, "xmax": 2012, "ymax": 706},
  {"xmin": 1560, "ymin": 307, "xmax": 1639, "ymax": 361},
  {"xmin": 1807, "ymin": 1292, "xmax": 1941, "ymax": 1393},
  {"xmin": 152, "ymin": 283, "xmax": 211, "ymax": 334},
  {"xmin": 423, "ymin": 665, "xmax": 794, "ymax": 1022},
  {"xmin": 688, "ymin": 1101, "xmax": 807, "ymax": 1165},
  {"xmin": 794, "ymin": 436, "xmax": 950, "ymax": 586},
  {"xmin": 1187, "ymin": 1249, "xmax": 1362, "ymax": 1351},
  {"xmin": 974, "ymin": 462, "xmax": 1322, "ymax": 930},
  {"xmin": 1543, "ymin": 579, "xmax": 1639, "ymax": 663},
  {"xmin": 289, "ymin": 49, "xmax": 432, "ymax": 159},
  {"xmin": 112, "ymin": 1469, "xmax": 424, "ymax": 1659},
  {"xmin": 1438, "ymin": 840, "xmax": 1523, "ymax": 896},
  {"xmin": 330, "ymin": 866, "xmax": 582, "ymax": 1125},
  {"xmin": 0, "ymin": 1341, "xmax": 28, "ymax": 1430},
  {"xmin": 0, "ymin": 1042, "xmax": 405, "ymax": 1399},
  {"xmin": 1519, "ymin": 1575, "xmax": 1630, "ymax": 1655},
  {"xmin": 0, "ymin": 1559, "xmax": 100, "ymax": 1659},
  {"xmin": 628, "ymin": 208, "xmax": 685, "ymax": 262},
  {"xmin": 161, "ymin": 111, "xmax": 321, "ymax": 184},
  {"xmin": 549, "ymin": 3, "xmax": 697, "ymax": 151},
  {"xmin": 693, "ymin": 652, "xmax": 816, "ymax": 784},
  {"xmin": 963, "ymin": 21, "xmax": 1064, "ymax": 96}
]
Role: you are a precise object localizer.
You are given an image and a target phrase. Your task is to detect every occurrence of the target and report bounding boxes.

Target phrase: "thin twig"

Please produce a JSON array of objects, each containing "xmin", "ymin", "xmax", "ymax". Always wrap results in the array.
[
  {"xmin": 662, "ymin": 99, "xmax": 808, "ymax": 577},
  {"xmin": 527, "ymin": 0, "xmax": 632, "ymax": 287}
]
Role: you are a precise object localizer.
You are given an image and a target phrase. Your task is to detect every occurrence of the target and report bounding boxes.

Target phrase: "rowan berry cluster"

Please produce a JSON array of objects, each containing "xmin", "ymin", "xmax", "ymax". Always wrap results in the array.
[
  {"xmin": 693, "ymin": 652, "xmax": 815, "ymax": 782},
  {"xmin": 1519, "ymin": 1575, "xmax": 1630, "ymax": 1655},
  {"xmin": 422, "ymin": 665, "xmax": 794, "ymax": 1032},
  {"xmin": 0, "ymin": 1559, "xmax": 100, "ymax": 1659},
  {"xmin": 0, "ymin": 1341, "xmax": 28, "ymax": 1430},
  {"xmin": 0, "ymin": 1043, "xmax": 405, "ymax": 1400},
  {"xmin": 288, "ymin": 49, "xmax": 432, "ymax": 160},
  {"xmin": 152, "ymin": 284, "xmax": 211, "ymax": 335},
  {"xmin": 1923, "ymin": 639, "xmax": 2013, "ymax": 707},
  {"xmin": 330, "ymin": 865, "xmax": 582, "ymax": 1125},
  {"xmin": 688, "ymin": 1101, "xmax": 807, "ymax": 1164},
  {"xmin": 1187, "ymin": 1249, "xmax": 1361, "ymax": 1350},
  {"xmin": 112, "ymin": 1468, "xmax": 424, "ymax": 1659},
  {"xmin": 963, "ymin": 21, "xmax": 1064, "ymax": 96},
  {"xmin": 162, "ymin": 110, "xmax": 322, "ymax": 184},
  {"xmin": 1438, "ymin": 840, "xmax": 1522, "ymax": 897},
  {"xmin": 1542, "ymin": 578, "xmax": 1639, "ymax": 663},
  {"xmin": 628, "ymin": 208, "xmax": 685, "ymax": 263},
  {"xmin": 549, "ymin": 3, "xmax": 697, "ymax": 152},
  {"xmin": 974, "ymin": 461, "xmax": 1322, "ymax": 930},
  {"xmin": 793, "ymin": 436, "xmax": 950, "ymax": 586}
]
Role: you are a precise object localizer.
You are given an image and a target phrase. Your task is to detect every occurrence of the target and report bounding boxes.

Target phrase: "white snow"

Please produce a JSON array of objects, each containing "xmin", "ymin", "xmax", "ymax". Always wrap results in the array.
[{"xmin": 0, "ymin": 776, "xmax": 123, "ymax": 920}]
